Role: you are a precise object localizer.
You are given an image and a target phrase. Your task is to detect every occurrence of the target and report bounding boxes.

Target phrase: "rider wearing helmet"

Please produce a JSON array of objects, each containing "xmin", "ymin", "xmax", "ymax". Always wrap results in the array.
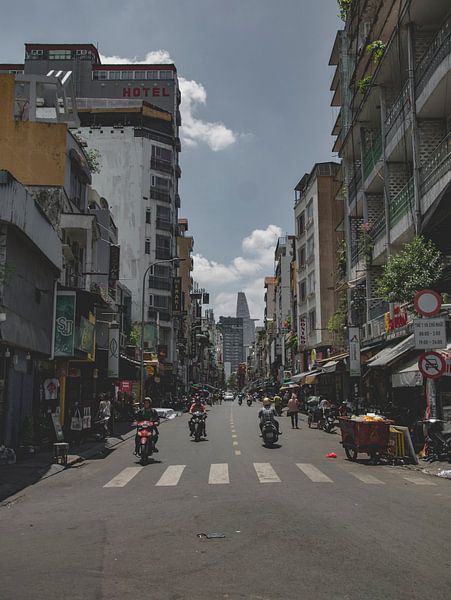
[
  {"xmin": 135, "ymin": 397, "xmax": 160, "ymax": 454},
  {"xmin": 258, "ymin": 397, "xmax": 281, "ymax": 435},
  {"xmin": 189, "ymin": 396, "xmax": 207, "ymax": 436}
]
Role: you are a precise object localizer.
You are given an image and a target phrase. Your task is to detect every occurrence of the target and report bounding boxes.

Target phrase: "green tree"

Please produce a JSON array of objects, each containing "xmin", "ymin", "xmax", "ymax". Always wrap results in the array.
[{"xmin": 376, "ymin": 236, "xmax": 445, "ymax": 303}]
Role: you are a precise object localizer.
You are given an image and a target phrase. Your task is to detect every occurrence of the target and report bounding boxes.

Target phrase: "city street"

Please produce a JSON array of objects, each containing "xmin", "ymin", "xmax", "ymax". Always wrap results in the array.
[{"xmin": 1, "ymin": 403, "xmax": 450, "ymax": 600}]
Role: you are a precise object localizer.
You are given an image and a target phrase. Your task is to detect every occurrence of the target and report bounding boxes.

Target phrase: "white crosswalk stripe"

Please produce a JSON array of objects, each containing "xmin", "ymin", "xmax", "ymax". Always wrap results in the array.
[
  {"xmin": 209, "ymin": 463, "xmax": 230, "ymax": 484},
  {"xmin": 296, "ymin": 463, "xmax": 333, "ymax": 483},
  {"xmin": 104, "ymin": 467, "xmax": 143, "ymax": 488},
  {"xmin": 403, "ymin": 476, "xmax": 436, "ymax": 486},
  {"xmin": 347, "ymin": 471, "xmax": 385, "ymax": 485},
  {"xmin": 253, "ymin": 462, "xmax": 281, "ymax": 483},
  {"xmin": 155, "ymin": 465, "xmax": 186, "ymax": 487}
]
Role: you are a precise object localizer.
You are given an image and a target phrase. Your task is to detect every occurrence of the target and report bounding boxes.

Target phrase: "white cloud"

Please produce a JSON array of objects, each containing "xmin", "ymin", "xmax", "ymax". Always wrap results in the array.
[
  {"xmin": 99, "ymin": 50, "xmax": 239, "ymax": 151},
  {"xmin": 192, "ymin": 224, "xmax": 282, "ymax": 323}
]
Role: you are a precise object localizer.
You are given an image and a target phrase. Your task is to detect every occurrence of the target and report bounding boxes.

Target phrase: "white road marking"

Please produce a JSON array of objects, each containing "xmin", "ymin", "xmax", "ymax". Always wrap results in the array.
[
  {"xmin": 253, "ymin": 463, "xmax": 281, "ymax": 483},
  {"xmin": 232, "ymin": 441, "xmax": 239, "ymax": 446},
  {"xmin": 232, "ymin": 434, "xmax": 237, "ymax": 438},
  {"xmin": 296, "ymin": 463, "xmax": 333, "ymax": 483},
  {"xmin": 155, "ymin": 465, "xmax": 186, "ymax": 487},
  {"xmin": 403, "ymin": 476, "xmax": 436, "ymax": 486},
  {"xmin": 209, "ymin": 463, "xmax": 230, "ymax": 484},
  {"xmin": 103, "ymin": 467, "xmax": 143, "ymax": 488},
  {"xmin": 348, "ymin": 471, "xmax": 385, "ymax": 485}
]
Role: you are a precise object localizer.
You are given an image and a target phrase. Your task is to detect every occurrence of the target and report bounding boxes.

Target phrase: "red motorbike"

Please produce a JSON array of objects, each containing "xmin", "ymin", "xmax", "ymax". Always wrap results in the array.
[{"xmin": 136, "ymin": 420, "xmax": 158, "ymax": 464}]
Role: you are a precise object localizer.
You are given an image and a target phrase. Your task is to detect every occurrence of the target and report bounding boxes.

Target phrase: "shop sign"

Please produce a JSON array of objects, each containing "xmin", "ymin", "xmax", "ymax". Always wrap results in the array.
[
  {"xmin": 123, "ymin": 86, "xmax": 170, "ymax": 98},
  {"xmin": 414, "ymin": 317, "xmax": 446, "ymax": 350},
  {"xmin": 118, "ymin": 381, "xmax": 132, "ymax": 393},
  {"xmin": 384, "ymin": 306, "xmax": 408, "ymax": 333},
  {"xmin": 299, "ymin": 317, "xmax": 307, "ymax": 349},
  {"xmin": 54, "ymin": 291, "xmax": 76, "ymax": 357},
  {"xmin": 172, "ymin": 277, "xmax": 182, "ymax": 313},
  {"xmin": 348, "ymin": 327, "xmax": 361, "ymax": 376},
  {"xmin": 76, "ymin": 314, "xmax": 95, "ymax": 359},
  {"xmin": 108, "ymin": 323, "xmax": 119, "ymax": 378}
]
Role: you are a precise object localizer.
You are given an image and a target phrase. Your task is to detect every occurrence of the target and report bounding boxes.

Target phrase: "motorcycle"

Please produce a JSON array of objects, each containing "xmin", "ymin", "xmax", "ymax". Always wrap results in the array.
[
  {"xmin": 136, "ymin": 420, "xmax": 158, "ymax": 464},
  {"xmin": 423, "ymin": 419, "xmax": 451, "ymax": 463},
  {"xmin": 238, "ymin": 397, "xmax": 243, "ymax": 406},
  {"xmin": 247, "ymin": 398, "xmax": 252, "ymax": 406},
  {"xmin": 191, "ymin": 411, "xmax": 207, "ymax": 442},
  {"xmin": 261, "ymin": 421, "xmax": 279, "ymax": 447},
  {"xmin": 323, "ymin": 407, "xmax": 337, "ymax": 433}
]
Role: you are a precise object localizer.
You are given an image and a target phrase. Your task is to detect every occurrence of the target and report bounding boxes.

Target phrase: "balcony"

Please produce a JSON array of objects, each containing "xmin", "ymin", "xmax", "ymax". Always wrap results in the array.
[
  {"xmin": 420, "ymin": 132, "xmax": 451, "ymax": 196},
  {"xmin": 369, "ymin": 214, "xmax": 386, "ymax": 242},
  {"xmin": 148, "ymin": 308, "xmax": 171, "ymax": 322},
  {"xmin": 348, "ymin": 168, "xmax": 362, "ymax": 205},
  {"xmin": 156, "ymin": 218, "xmax": 172, "ymax": 232},
  {"xmin": 155, "ymin": 247, "xmax": 172, "ymax": 260},
  {"xmin": 389, "ymin": 178, "xmax": 414, "ymax": 228},
  {"xmin": 151, "ymin": 157, "xmax": 173, "ymax": 174},
  {"xmin": 150, "ymin": 187, "xmax": 171, "ymax": 203},
  {"xmin": 350, "ymin": 243, "xmax": 364, "ymax": 267},
  {"xmin": 363, "ymin": 132, "xmax": 382, "ymax": 180},
  {"xmin": 416, "ymin": 15, "xmax": 451, "ymax": 97},
  {"xmin": 385, "ymin": 83, "xmax": 410, "ymax": 147},
  {"xmin": 148, "ymin": 276, "xmax": 171, "ymax": 291}
]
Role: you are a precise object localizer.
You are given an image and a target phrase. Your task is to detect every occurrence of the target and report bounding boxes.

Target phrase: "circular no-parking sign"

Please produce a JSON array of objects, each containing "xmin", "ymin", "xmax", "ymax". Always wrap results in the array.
[
  {"xmin": 418, "ymin": 351, "xmax": 446, "ymax": 379},
  {"xmin": 414, "ymin": 289, "xmax": 442, "ymax": 317}
]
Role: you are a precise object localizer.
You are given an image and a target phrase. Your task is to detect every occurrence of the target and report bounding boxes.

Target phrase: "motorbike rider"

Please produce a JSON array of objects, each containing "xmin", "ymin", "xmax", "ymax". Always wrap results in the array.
[
  {"xmin": 135, "ymin": 397, "xmax": 160, "ymax": 454},
  {"xmin": 189, "ymin": 396, "xmax": 207, "ymax": 437},
  {"xmin": 258, "ymin": 397, "xmax": 281, "ymax": 435}
]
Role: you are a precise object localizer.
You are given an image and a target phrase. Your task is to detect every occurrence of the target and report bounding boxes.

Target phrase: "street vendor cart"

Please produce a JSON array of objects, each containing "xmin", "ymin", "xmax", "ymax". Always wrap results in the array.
[{"xmin": 339, "ymin": 417, "xmax": 393, "ymax": 464}]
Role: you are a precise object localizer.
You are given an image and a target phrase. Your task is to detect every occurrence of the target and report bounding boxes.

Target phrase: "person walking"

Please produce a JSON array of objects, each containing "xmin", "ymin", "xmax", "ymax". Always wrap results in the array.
[{"xmin": 287, "ymin": 392, "xmax": 300, "ymax": 429}]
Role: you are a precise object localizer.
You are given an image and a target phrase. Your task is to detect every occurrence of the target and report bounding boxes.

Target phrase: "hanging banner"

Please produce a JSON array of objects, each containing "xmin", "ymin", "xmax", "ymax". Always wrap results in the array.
[
  {"xmin": 348, "ymin": 326, "xmax": 361, "ymax": 376},
  {"xmin": 54, "ymin": 291, "xmax": 76, "ymax": 357},
  {"xmin": 76, "ymin": 314, "xmax": 96, "ymax": 360},
  {"xmin": 108, "ymin": 323, "xmax": 120, "ymax": 378}
]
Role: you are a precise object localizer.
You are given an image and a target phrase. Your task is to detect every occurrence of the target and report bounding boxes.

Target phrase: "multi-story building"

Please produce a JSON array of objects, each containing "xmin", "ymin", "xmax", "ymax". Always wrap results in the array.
[
  {"xmin": 236, "ymin": 292, "xmax": 255, "ymax": 361},
  {"xmin": 329, "ymin": 0, "xmax": 451, "ymax": 411},
  {"xmin": 294, "ymin": 163, "xmax": 341, "ymax": 370},
  {"xmin": 8, "ymin": 42, "xmax": 183, "ymax": 372},
  {"xmin": 218, "ymin": 316, "xmax": 244, "ymax": 375},
  {"xmin": 263, "ymin": 276, "xmax": 276, "ymax": 379},
  {"xmin": 177, "ymin": 218, "xmax": 194, "ymax": 392},
  {"xmin": 273, "ymin": 236, "xmax": 294, "ymax": 381}
]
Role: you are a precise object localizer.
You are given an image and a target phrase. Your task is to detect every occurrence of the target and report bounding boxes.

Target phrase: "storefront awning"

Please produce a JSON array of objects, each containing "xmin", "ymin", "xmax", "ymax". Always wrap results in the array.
[
  {"xmin": 366, "ymin": 334, "xmax": 415, "ymax": 368},
  {"xmin": 392, "ymin": 356, "xmax": 423, "ymax": 388},
  {"xmin": 321, "ymin": 360, "xmax": 339, "ymax": 373}
]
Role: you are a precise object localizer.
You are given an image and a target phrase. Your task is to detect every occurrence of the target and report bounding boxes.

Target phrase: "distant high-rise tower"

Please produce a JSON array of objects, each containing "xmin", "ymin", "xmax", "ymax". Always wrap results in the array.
[{"xmin": 236, "ymin": 292, "xmax": 255, "ymax": 360}]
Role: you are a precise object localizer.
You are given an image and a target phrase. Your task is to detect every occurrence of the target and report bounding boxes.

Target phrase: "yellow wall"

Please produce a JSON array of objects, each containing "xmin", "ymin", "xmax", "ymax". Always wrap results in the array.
[{"xmin": 0, "ymin": 74, "xmax": 67, "ymax": 186}]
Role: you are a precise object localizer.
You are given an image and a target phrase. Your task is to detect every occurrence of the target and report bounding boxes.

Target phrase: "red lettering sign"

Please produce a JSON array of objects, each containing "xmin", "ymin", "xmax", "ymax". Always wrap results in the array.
[
  {"xmin": 122, "ymin": 87, "xmax": 170, "ymax": 98},
  {"xmin": 133, "ymin": 88, "xmax": 141, "ymax": 97},
  {"xmin": 123, "ymin": 88, "xmax": 131, "ymax": 97},
  {"xmin": 152, "ymin": 87, "xmax": 160, "ymax": 96},
  {"xmin": 162, "ymin": 88, "xmax": 169, "ymax": 97}
]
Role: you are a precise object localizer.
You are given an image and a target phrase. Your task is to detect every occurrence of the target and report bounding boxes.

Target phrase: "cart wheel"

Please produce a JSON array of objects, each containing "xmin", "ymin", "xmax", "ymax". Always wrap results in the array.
[
  {"xmin": 345, "ymin": 446, "xmax": 357, "ymax": 461},
  {"xmin": 369, "ymin": 451, "xmax": 380, "ymax": 465}
]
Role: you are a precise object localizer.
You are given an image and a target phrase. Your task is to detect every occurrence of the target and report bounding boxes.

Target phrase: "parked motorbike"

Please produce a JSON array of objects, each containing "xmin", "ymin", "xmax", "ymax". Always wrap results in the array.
[
  {"xmin": 323, "ymin": 407, "xmax": 337, "ymax": 433},
  {"xmin": 136, "ymin": 420, "xmax": 158, "ymax": 464},
  {"xmin": 423, "ymin": 419, "xmax": 451, "ymax": 463},
  {"xmin": 261, "ymin": 421, "xmax": 279, "ymax": 447},
  {"xmin": 191, "ymin": 411, "xmax": 207, "ymax": 442}
]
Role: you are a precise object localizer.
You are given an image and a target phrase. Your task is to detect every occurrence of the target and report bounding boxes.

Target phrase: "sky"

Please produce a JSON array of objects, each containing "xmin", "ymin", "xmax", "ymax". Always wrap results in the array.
[{"xmin": 0, "ymin": 0, "xmax": 341, "ymax": 323}]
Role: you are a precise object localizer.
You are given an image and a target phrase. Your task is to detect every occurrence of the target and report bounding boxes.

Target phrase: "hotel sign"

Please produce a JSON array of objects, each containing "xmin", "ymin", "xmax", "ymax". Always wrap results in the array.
[{"xmin": 122, "ymin": 87, "xmax": 170, "ymax": 98}]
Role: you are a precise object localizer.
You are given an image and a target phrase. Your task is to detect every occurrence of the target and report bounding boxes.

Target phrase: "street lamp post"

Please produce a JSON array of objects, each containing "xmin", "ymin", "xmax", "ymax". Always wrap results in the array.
[{"xmin": 140, "ymin": 257, "xmax": 183, "ymax": 403}]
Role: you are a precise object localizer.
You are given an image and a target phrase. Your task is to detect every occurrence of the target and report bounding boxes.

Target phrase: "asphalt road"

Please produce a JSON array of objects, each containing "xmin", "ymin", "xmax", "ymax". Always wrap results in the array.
[{"xmin": 1, "ymin": 402, "xmax": 451, "ymax": 600}]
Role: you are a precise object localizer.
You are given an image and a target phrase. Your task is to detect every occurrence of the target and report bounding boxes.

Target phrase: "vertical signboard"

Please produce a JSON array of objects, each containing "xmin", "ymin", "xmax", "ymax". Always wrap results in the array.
[
  {"xmin": 299, "ymin": 316, "xmax": 307, "ymax": 350},
  {"xmin": 348, "ymin": 326, "xmax": 361, "ymax": 376},
  {"xmin": 54, "ymin": 291, "xmax": 76, "ymax": 357},
  {"xmin": 172, "ymin": 277, "xmax": 182, "ymax": 314},
  {"xmin": 109, "ymin": 245, "xmax": 120, "ymax": 281},
  {"xmin": 108, "ymin": 322, "xmax": 119, "ymax": 378}
]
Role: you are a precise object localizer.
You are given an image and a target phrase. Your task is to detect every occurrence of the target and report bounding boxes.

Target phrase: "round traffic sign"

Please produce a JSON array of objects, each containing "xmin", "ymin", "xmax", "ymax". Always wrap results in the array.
[
  {"xmin": 414, "ymin": 289, "xmax": 442, "ymax": 317},
  {"xmin": 418, "ymin": 351, "xmax": 446, "ymax": 379}
]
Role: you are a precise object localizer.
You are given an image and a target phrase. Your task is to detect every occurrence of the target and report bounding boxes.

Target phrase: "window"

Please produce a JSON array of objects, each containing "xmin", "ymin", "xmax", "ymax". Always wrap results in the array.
[
  {"xmin": 155, "ymin": 234, "xmax": 171, "ymax": 260},
  {"xmin": 151, "ymin": 175, "xmax": 171, "ymax": 189},
  {"xmin": 134, "ymin": 70, "xmax": 146, "ymax": 80},
  {"xmin": 306, "ymin": 199, "xmax": 314, "ymax": 225},
  {"xmin": 308, "ymin": 309, "xmax": 316, "ymax": 333},
  {"xmin": 307, "ymin": 271, "xmax": 316, "ymax": 296},
  {"xmin": 297, "ymin": 212, "xmax": 305, "ymax": 236},
  {"xmin": 307, "ymin": 236, "xmax": 315, "ymax": 261},
  {"xmin": 109, "ymin": 71, "xmax": 121, "ymax": 80},
  {"xmin": 121, "ymin": 71, "xmax": 133, "ymax": 80},
  {"xmin": 299, "ymin": 280, "xmax": 307, "ymax": 302},
  {"xmin": 145, "ymin": 238, "xmax": 151, "ymax": 254},
  {"xmin": 298, "ymin": 245, "xmax": 306, "ymax": 268},
  {"xmin": 145, "ymin": 208, "xmax": 151, "ymax": 224},
  {"xmin": 147, "ymin": 70, "xmax": 159, "ymax": 80},
  {"xmin": 152, "ymin": 145, "xmax": 172, "ymax": 162},
  {"xmin": 48, "ymin": 49, "xmax": 72, "ymax": 60},
  {"xmin": 160, "ymin": 70, "xmax": 174, "ymax": 80},
  {"xmin": 149, "ymin": 294, "xmax": 170, "ymax": 309}
]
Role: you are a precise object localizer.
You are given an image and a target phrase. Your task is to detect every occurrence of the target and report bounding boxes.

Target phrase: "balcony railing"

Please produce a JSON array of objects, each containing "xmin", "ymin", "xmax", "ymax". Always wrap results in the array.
[
  {"xmin": 150, "ymin": 187, "xmax": 171, "ymax": 203},
  {"xmin": 350, "ymin": 242, "xmax": 364, "ymax": 267},
  {"xmin": 151, "ymin": 157, "xmax": 173, "ymax": 174},
  {"xmin": 369, "ymin": 214, "xmax": 386, "ymax": 241},
  {"xmin": 420, "ymin": 132, "xmax": 451, "ymax": 195},
  {"xmin": 389, "ymin": 178, "xmax": 414, "ymax": 228},
  {"xmin": 155, "ymin": 247, "xmax": 172, "ymax": 260},
  {"xmin": 348, "ymin": 167, "xmax": 362, "ymax": 205},
  {"xmin": 363, "ymin": 132, "xmax": 382, "ymax": 180},
  {"xmin": 416, "ymin": 15, "xmax": 451, "ymax": 96},
  {"xmin": 148, "ymin": 276, "xmax": 171, "ymax": 291},
  {"xmin": 385, "ymin": 82, "xmax": 410, "ymax": 145}
]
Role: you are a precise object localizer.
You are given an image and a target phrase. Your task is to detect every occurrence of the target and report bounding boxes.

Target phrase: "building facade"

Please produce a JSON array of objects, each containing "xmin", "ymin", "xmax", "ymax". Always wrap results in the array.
[
  {"xmin": 218, "ymin": 316, "xmax": 244, "ymax": 375},
  {"xmin": 236, "ymin": 291, "xmax": 255, "ymax": 361}
]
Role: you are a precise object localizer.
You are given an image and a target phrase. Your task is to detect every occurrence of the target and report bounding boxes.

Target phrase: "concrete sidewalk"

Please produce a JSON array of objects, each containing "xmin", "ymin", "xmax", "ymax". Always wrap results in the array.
[{"xmin": 0, "ymin": 424, "xmax": 135, "ymax": 503}]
